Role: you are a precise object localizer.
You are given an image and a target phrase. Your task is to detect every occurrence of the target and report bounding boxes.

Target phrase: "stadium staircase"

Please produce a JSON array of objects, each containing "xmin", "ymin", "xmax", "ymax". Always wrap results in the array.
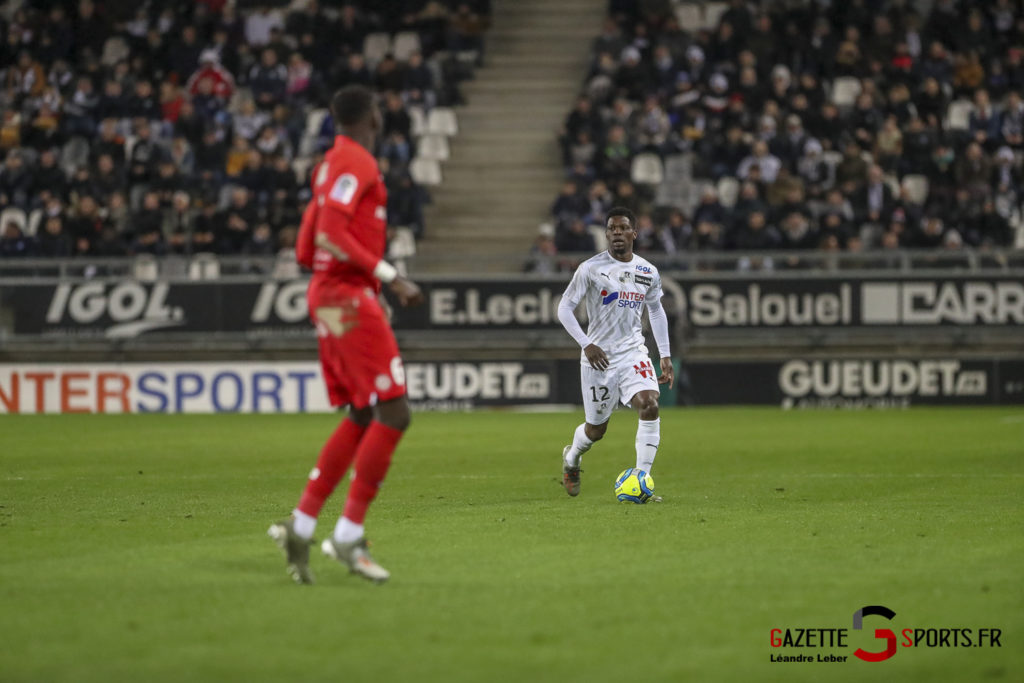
[{"xmin": 414, "ymin": 0, "xmax": 602, "ymax": 273}]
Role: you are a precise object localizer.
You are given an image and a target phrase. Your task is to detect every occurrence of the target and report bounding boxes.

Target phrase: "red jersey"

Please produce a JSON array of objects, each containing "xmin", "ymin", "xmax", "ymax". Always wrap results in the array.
[{"xmin": 296, "ymin": 135, "xmax": 388, "ymax": 296}]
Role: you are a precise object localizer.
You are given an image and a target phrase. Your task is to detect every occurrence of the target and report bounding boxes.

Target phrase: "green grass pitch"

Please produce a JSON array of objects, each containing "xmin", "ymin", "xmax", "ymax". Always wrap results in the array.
[{"xmin": 1, "ymin": 408, "xmax": 1021, "ymax": 682}]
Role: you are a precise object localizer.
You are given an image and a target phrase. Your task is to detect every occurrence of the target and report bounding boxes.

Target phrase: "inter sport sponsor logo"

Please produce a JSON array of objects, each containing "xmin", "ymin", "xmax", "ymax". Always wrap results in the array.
[{"xmin": 0, "ymin": 362, "xmax": 554, "ymax": 414}]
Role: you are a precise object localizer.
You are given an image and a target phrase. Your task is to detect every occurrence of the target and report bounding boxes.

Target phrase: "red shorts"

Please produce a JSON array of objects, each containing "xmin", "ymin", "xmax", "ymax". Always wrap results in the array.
[{"xmin": 309, "ymin": 284, "xmax": 406, "ymax": 409}]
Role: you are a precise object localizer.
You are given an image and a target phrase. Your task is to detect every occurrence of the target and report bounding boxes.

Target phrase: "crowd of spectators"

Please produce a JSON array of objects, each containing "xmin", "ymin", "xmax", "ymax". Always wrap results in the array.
[
  {"xmin": 0, "ymin": 0, "xmax": 491, "ymax": 261},
  {"xmin": 531, "ymin": 0, "xmax": 1024, "ymax": 272}
]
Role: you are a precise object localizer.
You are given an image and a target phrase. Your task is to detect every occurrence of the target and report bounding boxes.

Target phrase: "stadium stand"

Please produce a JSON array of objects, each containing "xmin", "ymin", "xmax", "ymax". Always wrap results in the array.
[
  {"xmin": 0, "ymin": 0, "xmax": 491, "ymax": 269},
  {"xmin": 543, "ymin": 0, "xmax": 1024, "ymax": 271}
]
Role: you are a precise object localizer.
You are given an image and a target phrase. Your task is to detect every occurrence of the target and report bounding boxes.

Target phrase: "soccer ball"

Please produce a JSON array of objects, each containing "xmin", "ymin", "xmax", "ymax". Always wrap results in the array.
[{"xmin": 614, "ymin": 468, "xmax": 654, "ymax": 503}]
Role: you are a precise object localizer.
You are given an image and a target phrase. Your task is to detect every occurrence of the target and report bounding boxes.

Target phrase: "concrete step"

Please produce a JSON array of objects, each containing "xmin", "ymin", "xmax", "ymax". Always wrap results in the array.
[
  {"xmin": 416, "ymin": 242, "xmax": 532, "ymax": 257},
  {"xmin": 421, "ymin": 0, "xmax": 602, "ymax": 273},
  {"xmin": 423, "ymin": 225, "xmax": 546, "ymax": 237},
  {"xmin": 433, "ymin": 173, "xmax": 556, "ymax": 186},
  {"xmin": 418, "ymin": 230, "xmax": 532, "ymax": 241},
  {"xmin": 428, "ymin": 209, "xmax": 553, "ymax": 223},
  {"xmin": 422, "ymin": 211, "xmax": 545, "ymax": 226},
  {"xmin": 449, "ymin": 134, "xmax": 556, "ymax": 147},
  {"xmin": 467, "ymin": 79, "xmax": 585, "ymax": 92}
]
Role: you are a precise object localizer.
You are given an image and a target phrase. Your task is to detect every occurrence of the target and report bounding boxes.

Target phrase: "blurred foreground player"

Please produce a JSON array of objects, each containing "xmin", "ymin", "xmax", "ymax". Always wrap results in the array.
[{"xmin": 269, "ymin": 85, "xmax": 423, "ymax": 584}]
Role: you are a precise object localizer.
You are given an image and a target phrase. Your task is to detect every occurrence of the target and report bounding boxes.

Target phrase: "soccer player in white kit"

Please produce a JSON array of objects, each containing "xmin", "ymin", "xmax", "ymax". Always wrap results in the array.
[{"xmin": 556, "ymin": 207, "xmax": 674, "ymax": 497}]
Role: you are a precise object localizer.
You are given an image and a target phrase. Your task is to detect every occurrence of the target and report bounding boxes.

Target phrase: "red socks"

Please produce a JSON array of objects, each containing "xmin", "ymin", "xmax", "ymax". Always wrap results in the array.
[
  {"xmin": 296, "ymin": 418, "xmax": 367, "ymax": 518},
  {"xmin": 342, "ymin": 422, "xmax": 404, "ymax": 524}
]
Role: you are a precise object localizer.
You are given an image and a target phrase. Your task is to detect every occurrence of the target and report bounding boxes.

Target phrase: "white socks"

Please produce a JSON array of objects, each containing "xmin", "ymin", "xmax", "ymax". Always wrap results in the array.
[
  {"xmin": 635, "ymin": 418, "xmax": 660, "ymax": 473},
  {"xmin": 292, "ymin": 510, "xmax": 364, "ymax": 544},
  {"xmin": 333, "ymin": 516, "xmax": 364, "ymax": 544},
  {"xmin": 565, "ymin": 419, "xmax": 661, "ymax": 471},
  {"xmin": 291, "ymin": 509, "xmax": 316, "ymax": 540},
  {"xmin": 564, "ymin": 423, "xmax": 594, "ymax": 468}
]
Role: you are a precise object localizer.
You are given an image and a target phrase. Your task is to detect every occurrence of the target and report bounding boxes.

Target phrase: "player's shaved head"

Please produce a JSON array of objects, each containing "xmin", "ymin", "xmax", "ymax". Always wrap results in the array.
[{"xmin": 331, "ymin": 85, "xmax": 375, "ymax": 127}]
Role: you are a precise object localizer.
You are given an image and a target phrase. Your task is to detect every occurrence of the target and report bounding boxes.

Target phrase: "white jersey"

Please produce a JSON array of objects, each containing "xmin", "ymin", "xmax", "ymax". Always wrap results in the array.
[{"xmin": 560, "ymin": 251, "xmax": 664, "ymax": 365}]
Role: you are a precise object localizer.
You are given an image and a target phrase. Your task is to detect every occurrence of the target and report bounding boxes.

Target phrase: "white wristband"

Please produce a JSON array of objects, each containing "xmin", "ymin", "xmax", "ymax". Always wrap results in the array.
[{"xmin": 373, "ymin": 260, "xmax": 398, "ymax": 283}]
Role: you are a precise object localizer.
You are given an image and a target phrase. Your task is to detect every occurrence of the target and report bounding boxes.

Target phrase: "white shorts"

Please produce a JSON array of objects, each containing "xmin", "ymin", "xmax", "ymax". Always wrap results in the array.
[{"xmin": 580, "ymin": 350, "xmax": 659, "ymax": 425}]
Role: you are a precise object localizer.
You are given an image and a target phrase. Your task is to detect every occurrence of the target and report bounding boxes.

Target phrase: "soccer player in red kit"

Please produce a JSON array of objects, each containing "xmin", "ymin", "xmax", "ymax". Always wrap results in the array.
[{"xmin": 268, "ymin": 85, "xmax": 423, "ymax": 584}]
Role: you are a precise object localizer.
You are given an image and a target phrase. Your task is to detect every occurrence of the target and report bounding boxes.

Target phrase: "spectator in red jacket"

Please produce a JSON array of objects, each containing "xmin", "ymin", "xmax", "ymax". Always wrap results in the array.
[{"xmin": 186, "ymin": 50, "xmax": 236, "ymax": 104}]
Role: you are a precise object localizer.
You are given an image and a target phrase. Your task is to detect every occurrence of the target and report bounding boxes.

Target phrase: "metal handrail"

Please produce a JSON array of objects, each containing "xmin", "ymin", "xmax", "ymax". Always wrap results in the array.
[{"xmin": 1, "ymin": 248, "xmax": 1022, "ymax": 281}]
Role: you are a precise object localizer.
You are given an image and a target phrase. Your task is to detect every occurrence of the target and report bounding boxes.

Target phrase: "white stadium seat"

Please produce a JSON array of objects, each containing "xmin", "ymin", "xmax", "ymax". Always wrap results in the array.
[
  {"xmin": 362, "ymin": 32, "xmax": 392, "ymax": 69},
  {"xmin": 830, "ymin": 76, "xmax": 862, "ymax": 107},
  {"xmin": 409, "ymin": 157, "xmax": 442, "ymax": 186},
  {"xmin": 822, "ymin": 150, "xmax": 843, "ymax": 168},
  {"xmin": 408, "ymin": 105, "xmax": 426, "ymax": 137},
  {"xmin": 133, "ymin": 255, "xmax": 159, "ymax": 281},
  {"xmin": 26, "ymin": 209, "xmax": 43, "ymax": 237},
  {"xmin": 901, "ymin": 174, "xmax": 930, "ymax": 205},
  {"xmin": 674, "ymin": 4, "xmax": 702, "ymax": 28},
  {"xmin": 588, "ymin": 224, "xmax": 608, "ymax": 252},
  {"xmin": 703, "ymin": 2, "xmax": 728, "ymax": 29},
  {"xmin": 272, "ymin": 250, "xmax": 300, "ymax": 280},
  {"xmin": 0, "ymin": 207, "xmax": 27, "ymax": 234},
  {"xmin": 292, "ymin": 157, "xmax": 313, "ymax": 184},
  {"xmin": 663, "ymin": 153, "xmax": 693, "ymax": 182},
  {"xmin": 387, "ymin": 226, "xmax": 417, "ymax": 261},
  {"xmin": 630, "ymin": 153, "xmax": 664, "ymax": 186},
  {"xmin": 304, "ymin": 108, "xmax": 329, "ymax": 137},
  {"xmin": 298, "ymin": 108, "xmax": 330, "ymax": 157},
  {"xmin": 392, "ymin": 31, "xmax": 422, "ymax": 62},
  {"xmin": 716, "ymin": 176, "xmax": 740, "ymax": 208},
  {"xmin": 884, "ymin": 174, "xmax": 900, "ymax": 197},
  {"xmin": 946, "ymin": 99, "xmax": 974, "ymax": 131},
  {"xmin": 60, "ymin": 136, "xmax": 90, "ymax": 175},
  {"xmin": 416, "ymin": 134, "xmax": 450, "ymax": 161},
  {"xmin": 426, "ymin": 107, "xmax": 459, "ymax": 136},
  {"xmin": 188, "ymin": 253, "xmax": 221, "ymax": 281}
]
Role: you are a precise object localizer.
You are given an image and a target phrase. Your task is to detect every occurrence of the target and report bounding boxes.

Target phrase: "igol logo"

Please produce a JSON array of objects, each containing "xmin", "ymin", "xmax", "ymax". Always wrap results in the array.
[{"xmin": 600, "ymin": 289, "xmax": 619, "ymax": 305}]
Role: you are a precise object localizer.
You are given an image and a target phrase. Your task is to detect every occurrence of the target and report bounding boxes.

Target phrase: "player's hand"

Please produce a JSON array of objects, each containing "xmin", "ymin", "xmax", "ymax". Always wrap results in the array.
[
  {"xmin": 658, "ymin": 358, "xmax": 674, "ymax": 390},
  {"xmin": 389, "ymin": 276, "xmax": 424, "ymax": 307},
  {"xmin": 584, "ymin": 344, "xmax": 609, "ymax": 372}
]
